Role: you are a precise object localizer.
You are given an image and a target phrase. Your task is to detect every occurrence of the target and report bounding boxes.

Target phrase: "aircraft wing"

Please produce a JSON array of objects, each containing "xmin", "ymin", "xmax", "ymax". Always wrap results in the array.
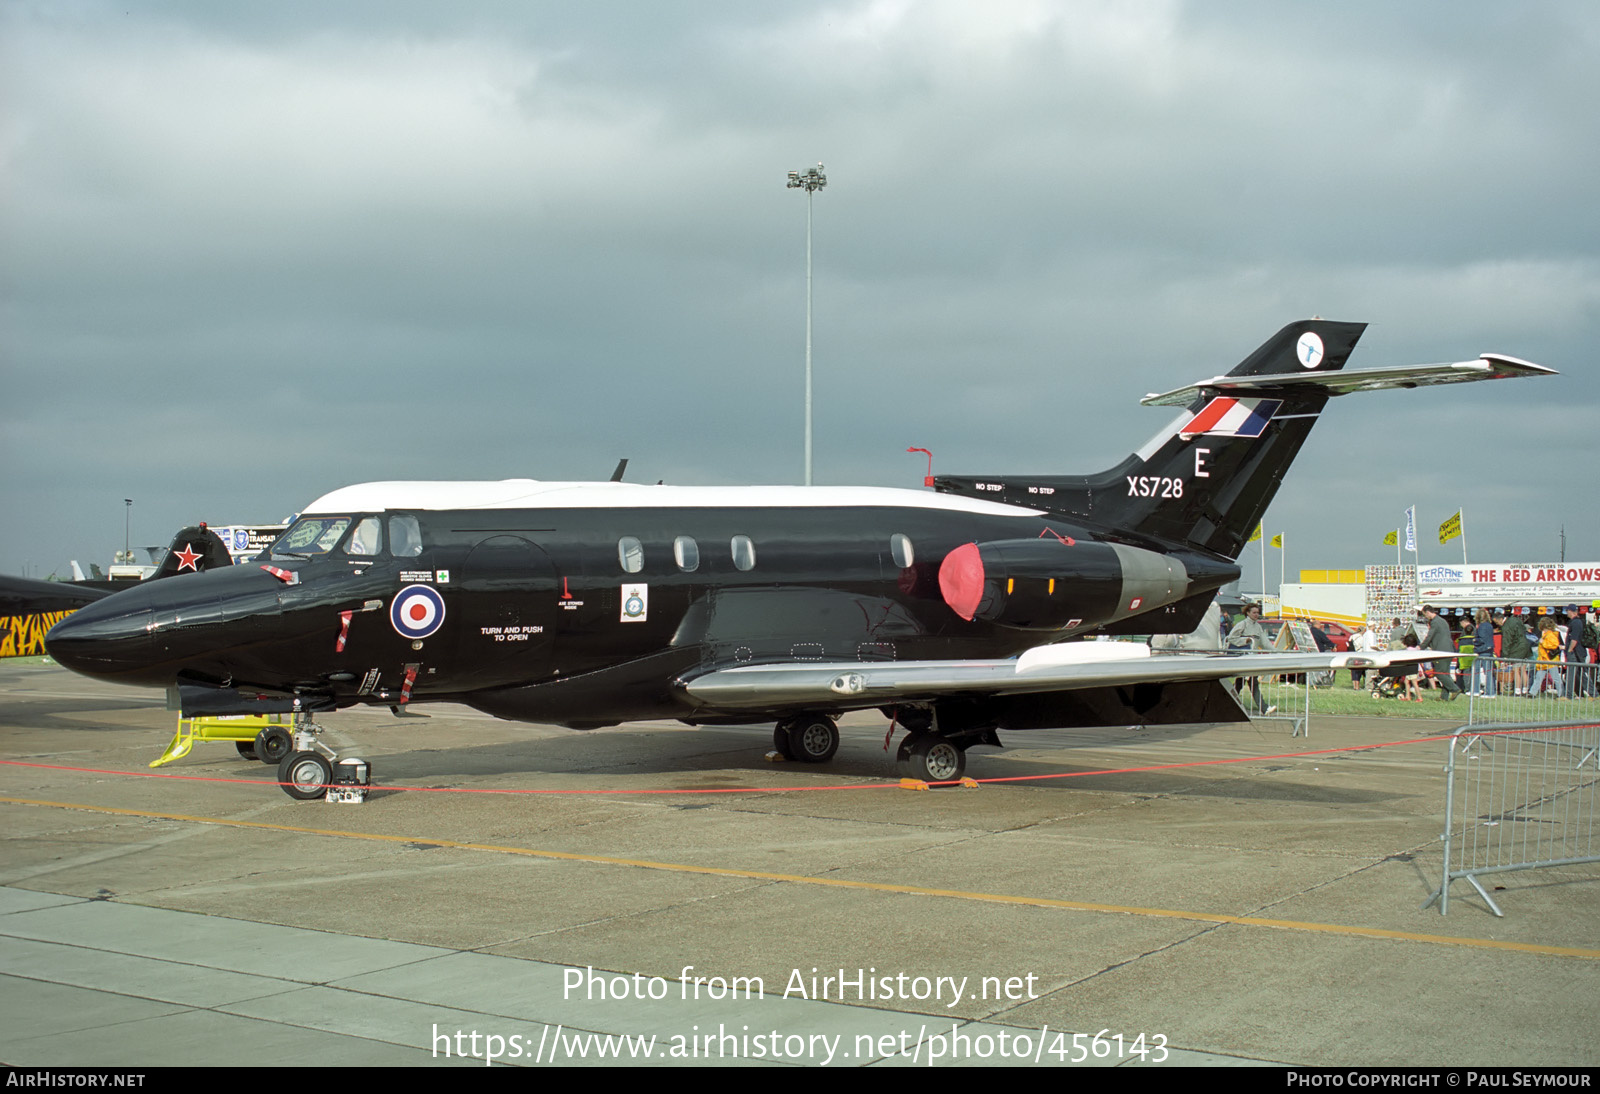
[
  {"xmin": 1139, "ymin": 355, "xmax": 1555, "ymax": 407},
  {"xmin": 680, "ymin": 645, "xmax": 1438, "ymax": 712}
]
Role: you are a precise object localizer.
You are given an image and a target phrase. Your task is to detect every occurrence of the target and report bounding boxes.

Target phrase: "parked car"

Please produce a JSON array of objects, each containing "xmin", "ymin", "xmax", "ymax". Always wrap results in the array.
[{"xmin": 1263, "ymin": 619, "xmax": 1351, "ymax": 651}]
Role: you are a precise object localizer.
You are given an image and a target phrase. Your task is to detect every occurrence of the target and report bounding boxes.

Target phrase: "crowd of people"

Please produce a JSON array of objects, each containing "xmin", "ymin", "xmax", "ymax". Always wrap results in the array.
[
  {"xmin": 1186, "ymin": 602, "xmax": 1598, "ymax": 710},
  {"xmin": 1346, "ymin": 605, "xmax": 1599, "ymax": 701}
]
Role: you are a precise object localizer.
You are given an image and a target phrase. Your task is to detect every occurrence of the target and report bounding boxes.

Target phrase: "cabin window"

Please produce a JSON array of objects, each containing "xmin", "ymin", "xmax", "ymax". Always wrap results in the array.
[
  {"xmin": 674, "ymin": 536, "xmax": 700, "ymax": 572},
  {"xmin": 388, "ymin": 515, "xmax": 423, "ymax": 558},
  {"xmin": 891, "ymin": 533, "xmax": 914, "ymax": 569},
  {"xmin": 343, "ymin": 517, "xmax": 383, "ymax": 556},
  {"xmin": 731, "ymin": 535, "xmax": 756, "ymax": 572},
  {"xmin": 618, "ymin": 536, "xmax": 645, "ymax": 573}
]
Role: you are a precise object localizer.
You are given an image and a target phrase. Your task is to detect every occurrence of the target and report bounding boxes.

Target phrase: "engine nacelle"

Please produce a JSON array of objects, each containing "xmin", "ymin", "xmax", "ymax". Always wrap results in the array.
[{"xmin": 937, "ymin": 537, "xmax": 1190, "ymax": 632}]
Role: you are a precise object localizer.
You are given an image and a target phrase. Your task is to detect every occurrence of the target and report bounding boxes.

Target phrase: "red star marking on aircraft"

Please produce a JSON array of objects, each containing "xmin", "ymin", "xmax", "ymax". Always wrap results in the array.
[{"xmin": 174, "ymin": 544, "xmax": 202, "ymax": 572}]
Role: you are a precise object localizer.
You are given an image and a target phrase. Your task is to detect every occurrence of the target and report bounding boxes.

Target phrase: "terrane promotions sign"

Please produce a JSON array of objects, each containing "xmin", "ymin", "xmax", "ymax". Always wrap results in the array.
[{"xmin": 1412, "ymin": 562, "xmax": 1600, "ymax": 606}]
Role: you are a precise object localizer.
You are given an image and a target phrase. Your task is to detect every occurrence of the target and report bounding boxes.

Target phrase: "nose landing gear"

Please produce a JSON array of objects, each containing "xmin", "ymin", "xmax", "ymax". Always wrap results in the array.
[{"xmin": 269, "ymin": 715, "xmax": 366, "ymax": 802}]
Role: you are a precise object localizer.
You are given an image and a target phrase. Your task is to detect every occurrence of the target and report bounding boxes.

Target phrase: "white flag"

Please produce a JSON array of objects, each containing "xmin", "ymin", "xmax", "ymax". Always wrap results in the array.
[{"xmin": 1403, "ymin": 506, "xmax": 1417, "ymax": 553}]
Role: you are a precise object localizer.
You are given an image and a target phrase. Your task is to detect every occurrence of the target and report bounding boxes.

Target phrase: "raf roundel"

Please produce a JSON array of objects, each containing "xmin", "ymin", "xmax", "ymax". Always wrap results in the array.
[{"xmin": 390, "ymin": 584, "xmax": 446, "ymax": 640}]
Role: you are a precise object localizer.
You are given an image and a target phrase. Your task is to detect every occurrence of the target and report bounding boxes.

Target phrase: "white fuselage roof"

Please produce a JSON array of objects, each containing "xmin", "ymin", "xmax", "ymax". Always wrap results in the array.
[{"xmin": 300, "ymin": 480, "xmax": 1045, "ymax": 518}]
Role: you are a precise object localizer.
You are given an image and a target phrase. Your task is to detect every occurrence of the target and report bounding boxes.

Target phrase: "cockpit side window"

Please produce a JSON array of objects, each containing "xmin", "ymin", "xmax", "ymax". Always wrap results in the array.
[
  {"xmin": 388, "ymin": 515, "xmax": 423, "ymax": 558},
  {"xmin": 272, "ymin": 516, "xmax": 351, "ymax": 557},
  {"xmin": 343, "ymin": 517, "xmax": 383, "ymax": 556}
]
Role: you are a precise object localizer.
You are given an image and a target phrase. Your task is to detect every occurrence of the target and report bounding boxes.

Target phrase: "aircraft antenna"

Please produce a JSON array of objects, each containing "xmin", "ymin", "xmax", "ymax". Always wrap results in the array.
[{"xmin": 907, "ymin": 447, "xmax": 935, "ymax": 487}]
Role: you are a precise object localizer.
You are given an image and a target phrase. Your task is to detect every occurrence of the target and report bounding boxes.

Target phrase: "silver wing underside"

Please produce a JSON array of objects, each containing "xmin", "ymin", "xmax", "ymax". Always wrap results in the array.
[
  {"xmin": 680, "ymin": 649, "xmax": 1437, "ymax": 713},
  {"xmin": 1140, "ymin": 355, "xmax": 1555, "ymax": 407}
]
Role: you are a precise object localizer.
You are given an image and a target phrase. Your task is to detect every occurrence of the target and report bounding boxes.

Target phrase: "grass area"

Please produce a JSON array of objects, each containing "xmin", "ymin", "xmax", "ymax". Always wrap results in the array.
[
  {"xmin": 1300, "ymin": 670, "xmax": 1597, "ymax": 719},
  {"xmin": 1304, "ymin": 672, "xmax": 1468, "ymax": 719}
]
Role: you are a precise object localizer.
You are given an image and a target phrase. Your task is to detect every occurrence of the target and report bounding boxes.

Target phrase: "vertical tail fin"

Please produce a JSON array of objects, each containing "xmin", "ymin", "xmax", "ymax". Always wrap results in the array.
[
  {"xmin": 935, "ymin": 319, "xmax": 1367, "ymax": 559},
  {"xmin": 150, "ymin": 524, "xmax": 235, "ymax": 580}
]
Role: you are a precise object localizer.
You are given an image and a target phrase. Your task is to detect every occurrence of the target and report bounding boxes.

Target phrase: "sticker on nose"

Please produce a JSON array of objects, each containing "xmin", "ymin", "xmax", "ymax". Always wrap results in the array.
[{"xmin": 390, "ymin": 585, "xmax": 446, "ymax": 639}]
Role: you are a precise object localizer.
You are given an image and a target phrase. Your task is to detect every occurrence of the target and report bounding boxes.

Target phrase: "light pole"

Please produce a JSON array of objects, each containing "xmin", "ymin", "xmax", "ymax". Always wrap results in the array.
[
  {"xmin": 123, "ymin": 499, "xmax": 133, "ymax": 565},
  {"xmin": 786, "ymin": 162, "xmax": 826, "ymax": 486}
]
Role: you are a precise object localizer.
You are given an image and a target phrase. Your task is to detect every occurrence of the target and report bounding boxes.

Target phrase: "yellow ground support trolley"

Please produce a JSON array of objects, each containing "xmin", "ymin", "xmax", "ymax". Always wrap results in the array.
[{"xmin": 150, "ymin": 713, "xmax": 292, "ymax": 768}]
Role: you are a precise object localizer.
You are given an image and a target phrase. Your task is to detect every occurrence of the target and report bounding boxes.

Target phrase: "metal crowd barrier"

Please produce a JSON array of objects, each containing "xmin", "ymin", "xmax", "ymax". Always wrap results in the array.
[
  {"xmin": 1423, "ymin": 719, "xmax": 1600, "ymax": 916},
  {"xmin": 1239, "ymin": 671, "xmax": 1314, "ymax": 738},
  {"xmin": 1462, "ymin": 654, "xmax": 1600, "ymax": 725}
]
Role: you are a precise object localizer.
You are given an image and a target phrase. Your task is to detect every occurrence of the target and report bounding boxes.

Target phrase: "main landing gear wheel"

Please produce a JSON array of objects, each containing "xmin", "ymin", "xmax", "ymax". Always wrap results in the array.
[
  {"xmin": 898, "ymin": 734, "xmax": 966, "ymax": 783},
  {"xmin": 235, "ymin": 741, "xmax": 260, "ymax": 761},
  {"xmin": 785, "ymin": 716, "xmax": 839, "ymax": 763},
  {"xmin": 278, "ymin": 751, "xmax": 332, "ymax": 801},
  {"xmin": 255, "ymin": 726, "xmax": 293, "ymax": 766}
]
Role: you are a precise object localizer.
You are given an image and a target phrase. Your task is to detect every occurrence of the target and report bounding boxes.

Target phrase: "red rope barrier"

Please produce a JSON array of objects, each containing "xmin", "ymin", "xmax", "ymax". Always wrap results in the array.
[{"xmin": 2, "ymin": 723, "xmax": 1592, "ymax": 797}]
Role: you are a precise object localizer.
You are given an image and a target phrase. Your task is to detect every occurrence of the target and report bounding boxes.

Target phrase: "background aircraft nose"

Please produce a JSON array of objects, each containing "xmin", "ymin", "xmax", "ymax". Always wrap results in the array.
[{"xmin": 44, "ymin": 593, "xmax": 157, "ymax": 681}]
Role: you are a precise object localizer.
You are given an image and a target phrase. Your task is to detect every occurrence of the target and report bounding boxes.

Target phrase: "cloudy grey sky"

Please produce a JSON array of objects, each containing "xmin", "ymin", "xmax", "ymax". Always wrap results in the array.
[{"xmin": 3, "ymin": 0, "xmax": 1596, "ymax": 582}]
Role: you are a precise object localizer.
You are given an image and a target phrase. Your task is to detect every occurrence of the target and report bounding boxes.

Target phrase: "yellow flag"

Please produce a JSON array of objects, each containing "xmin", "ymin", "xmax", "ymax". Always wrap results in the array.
[
  {"xmin": 1383, "ymin": 530, "xmax": 1398, "ymax": 546},
  {"xmin": 1270, "ymin": 534, "xmax": 1283, "ymax": 548},
  {"xmin": 1248, "ymin": 523, "xmax": 1262, "ymax": 543},
  {"xmin": 1439, "ymin": 510, "xmax": 1462, "ymax": 545}
]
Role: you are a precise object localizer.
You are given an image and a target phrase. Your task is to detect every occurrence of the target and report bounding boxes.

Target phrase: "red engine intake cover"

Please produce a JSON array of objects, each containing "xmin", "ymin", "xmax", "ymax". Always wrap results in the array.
[{"xmin": 938, "ymin": 542, "xmax": 985, "ymax": 621}]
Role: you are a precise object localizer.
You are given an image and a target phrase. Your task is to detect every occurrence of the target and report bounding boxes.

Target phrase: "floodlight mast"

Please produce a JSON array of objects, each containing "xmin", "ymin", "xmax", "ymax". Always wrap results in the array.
[{"xmin": 786, "ymin": 163, "xmax": 826, "ymax": 486}]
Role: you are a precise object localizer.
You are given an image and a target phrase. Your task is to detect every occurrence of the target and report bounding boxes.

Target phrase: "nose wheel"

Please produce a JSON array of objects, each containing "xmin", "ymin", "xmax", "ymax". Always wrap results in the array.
[
  {"xmin": 278, "ymin": 752, "xmax": 333, "ymax": 800},
  {"xmin": 270, "ymin": 716, "xmax": 342, "ymax": 800}
]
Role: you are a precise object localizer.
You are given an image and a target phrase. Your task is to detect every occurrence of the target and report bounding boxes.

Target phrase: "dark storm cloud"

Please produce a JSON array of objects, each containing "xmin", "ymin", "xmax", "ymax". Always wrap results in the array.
[{"xmin": 2, "ymin": 0, "xmax": 1596, "ymax": 578}]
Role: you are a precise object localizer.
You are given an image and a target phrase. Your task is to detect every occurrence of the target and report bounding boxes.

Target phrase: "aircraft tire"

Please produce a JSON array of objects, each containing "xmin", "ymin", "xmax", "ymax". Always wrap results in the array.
[
  {"xmin": 900, "ymin": 735, "xmax": 965, "ymax": 784},
  {"xmin": 278, "ymin": 751, "xmax": 332, "ymax": 801},
  {"xmin": 772, "ymin": 721, "xmax": 796, "ymax": 760},
  {"xmin": 255, "ymin": 726, "xmax": 293, "ymax": 766},
  {"xmin": 786, "ymin": 716, "xmax": 839, "ymax": 763},
  {"xmin": 235, "ymin": 741, "xmax": 260, "ymax": 761}
]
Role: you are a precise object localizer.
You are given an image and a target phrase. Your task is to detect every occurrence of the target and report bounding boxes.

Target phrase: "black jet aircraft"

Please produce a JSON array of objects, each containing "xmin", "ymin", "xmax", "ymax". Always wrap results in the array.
[{"xmin": 46, "ymin": 320, "xmax": 1552, "ymax": 796}]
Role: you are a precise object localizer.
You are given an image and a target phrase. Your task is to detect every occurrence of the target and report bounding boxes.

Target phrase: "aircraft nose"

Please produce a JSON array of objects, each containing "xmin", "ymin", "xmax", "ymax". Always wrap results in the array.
[{"xmin": 45, "ymin": 593, "xmax": 158, "ymax": 682}]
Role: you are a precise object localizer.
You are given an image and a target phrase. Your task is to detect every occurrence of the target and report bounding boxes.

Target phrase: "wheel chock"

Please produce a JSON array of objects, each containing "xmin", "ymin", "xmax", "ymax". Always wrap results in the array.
[
  {"xmin": 764, "ymin": 750, "xmax": 788, "ymax": 763},
  {"xmin": 899, "ymin": 776, "xmax": 981, "ymax": 791}
]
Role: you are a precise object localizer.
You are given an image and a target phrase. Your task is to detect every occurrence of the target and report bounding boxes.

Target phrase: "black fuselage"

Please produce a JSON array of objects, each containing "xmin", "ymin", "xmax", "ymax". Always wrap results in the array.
[{"xmin": 45, "ymin": 496, "xmax": 1238, "ymax": 727}]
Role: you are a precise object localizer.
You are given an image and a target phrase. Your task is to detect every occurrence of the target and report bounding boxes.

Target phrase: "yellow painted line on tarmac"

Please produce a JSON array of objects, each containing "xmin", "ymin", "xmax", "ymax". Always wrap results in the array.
[{"xmin": 4, "ymin": 795, "xmax": 1597, "ymax": 962}]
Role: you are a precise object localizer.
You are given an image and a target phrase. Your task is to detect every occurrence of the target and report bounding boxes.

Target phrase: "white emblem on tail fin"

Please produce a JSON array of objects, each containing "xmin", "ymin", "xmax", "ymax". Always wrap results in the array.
[{"xmin": 1296, "ymin": 332, "xmax": 1324, "ymax": 368}]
